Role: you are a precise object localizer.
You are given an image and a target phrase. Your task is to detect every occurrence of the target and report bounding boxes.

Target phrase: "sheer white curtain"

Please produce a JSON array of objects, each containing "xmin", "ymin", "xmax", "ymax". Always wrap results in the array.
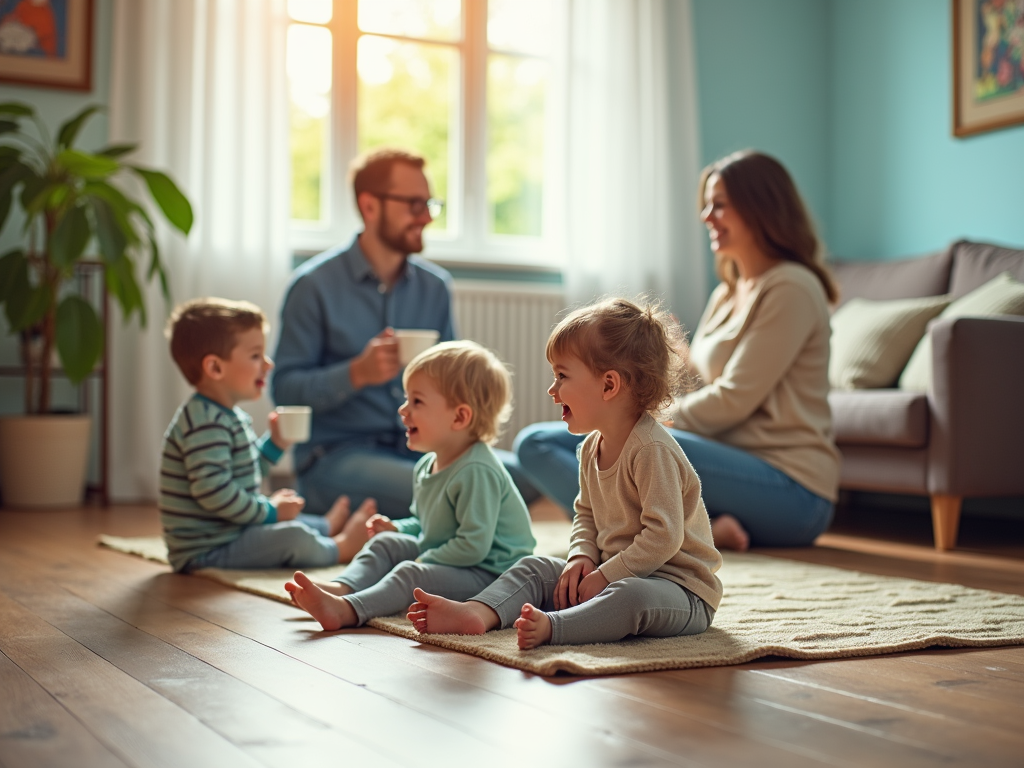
[
  {"xmin": 564, "ymin": 0, "xmax": 707, "ymax": 334},
  {"xmin": 108, "ymin": 0, "xmax": 291, "ymax": 501}
]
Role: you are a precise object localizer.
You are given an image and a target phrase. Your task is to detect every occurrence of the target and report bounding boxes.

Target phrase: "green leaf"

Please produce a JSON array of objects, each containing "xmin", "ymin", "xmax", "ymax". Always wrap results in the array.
[
  {"xmin": 21, "ymin": 183, "xmax": 58, "ymax": 229},
  {"xmin": 49, "ymin": 204, "xmax": 90, "ymax": 268},
  {"xmin": 97, "ymin": 143, "xmax": 138, "ymax": 158},
  {"xmin": 0, "ymin": 161, "xmax": 30, "ymax": 229},
  {"xmin": 0, "ymin": 190, "xmax": 11, "ymax": 230},
  {"xmin": 105, "ymin": 254, "xmax": 146, "ymax": 325},
  {"xmin": 56, "ymin": 295, "xmax": 103, "ymax": 384},
  {"xmin": 4, "ymin": 266, "xmax": 48, "ymax": 331},
  {"xmin": 0, "ymin": 103, "xmax": 33, "ymax": 117},
  {"xmin": 0, "ymin": 120, "xmax": 19, "ymax": 135},
  {"xmin": 0, "ymin": 159, "xmax": 29, "ymax": 194},
  {"xmin": 57, "ymin": 105, "xmax": 102, "ymax": 149},
  {"xmin": 0, "ymin": 248, "xmax": 25, "ymax": 301},
  {"xmin": 57, "ymin": 149, "xmax": 119, "ymax": 180},
  {"xmin": 81, "ymin": 181, "xmax": 140, "ymax": 247},
  {"xmin": 20, "ymin": 175, "xmax": 48, "ymax": 216},
  {"xmin": 130, "ymin": 167, "xmax": 193, "ymax": 235},
  {"xmin": 90, "ymin": 198, "xmax": 127, "ymax": 263}
]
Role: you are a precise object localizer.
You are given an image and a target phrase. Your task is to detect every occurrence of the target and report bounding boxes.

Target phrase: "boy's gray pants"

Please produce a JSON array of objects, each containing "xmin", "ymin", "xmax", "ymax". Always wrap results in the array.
[
  {"xmin": 471, "ymin": 555, "xmax": 715, "ymax": 645},
  {"xmin": 335, "ymin": 532, "xmax": 497, "ymax": 626}
]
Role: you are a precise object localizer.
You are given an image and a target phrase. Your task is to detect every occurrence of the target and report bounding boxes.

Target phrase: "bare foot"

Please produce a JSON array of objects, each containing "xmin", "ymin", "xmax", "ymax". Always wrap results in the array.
[
  {"xmin": 334, "ymin": 498, "xmax": 377, "ymax": 562},
  {"xmin": 513, "ymin": 603, "xmax": 552, "ymax": 649},
  {"xmin": 284, "ymin": 571, "xmax": 358, "ymax": 630},
  {"xmin": 406, "ymin": 588, "xmax": 499, "ymax": 635},
  {"xmin": 711, "ymin": 514, "xmax": 750, "ymax": 552},
  {"xmin": 324, "ymin": 495, "xmax": 351, "ymax": 536},
  {"xmin": 290, "ymin": 579, "xmax": 352, "ymax": 603}
]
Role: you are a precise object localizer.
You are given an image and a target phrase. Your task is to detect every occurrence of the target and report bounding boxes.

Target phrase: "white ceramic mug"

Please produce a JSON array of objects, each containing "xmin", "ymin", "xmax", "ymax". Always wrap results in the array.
[
  {"xmin": 394, "ymin": 329, "xmax": 440, "ymax": 366},
  {"xmin": 274, "ymin": 405, "xmax": 312, "ymax": 443}
]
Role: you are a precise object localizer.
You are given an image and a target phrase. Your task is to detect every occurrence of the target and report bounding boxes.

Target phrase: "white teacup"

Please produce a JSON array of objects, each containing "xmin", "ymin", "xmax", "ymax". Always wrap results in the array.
[
  {"xmin": 394, "ymin": 329, "xmax": 440, "ymax": 366},
  {"xmin": 274, "ymin": 405, "xmax": 312, "ymax": 443}
]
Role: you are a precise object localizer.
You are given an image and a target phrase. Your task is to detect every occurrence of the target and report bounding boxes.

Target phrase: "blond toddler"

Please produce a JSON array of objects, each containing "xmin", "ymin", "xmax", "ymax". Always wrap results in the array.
[{"xmin": 286, "ymin": 340, "xmax": 536, "ymax": 630}]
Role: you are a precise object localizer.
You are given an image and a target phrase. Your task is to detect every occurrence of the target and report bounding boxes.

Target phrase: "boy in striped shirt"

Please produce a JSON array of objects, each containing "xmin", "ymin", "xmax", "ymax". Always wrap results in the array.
[{"xmin": 160, "ymin": 298, "xmax": 373, "ymax": 572}]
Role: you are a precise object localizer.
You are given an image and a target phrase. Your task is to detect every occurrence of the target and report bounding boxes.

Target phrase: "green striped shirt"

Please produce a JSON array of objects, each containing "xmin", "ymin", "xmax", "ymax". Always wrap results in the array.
[{"xmin": 159, "ymin": 394, "xmax": 283, "ymax": 571}]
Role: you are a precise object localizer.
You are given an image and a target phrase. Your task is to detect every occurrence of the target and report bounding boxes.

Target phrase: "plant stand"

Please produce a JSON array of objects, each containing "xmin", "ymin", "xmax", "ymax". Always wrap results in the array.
[{"xmin": 0, "ymin": 262, "xmax": 109, "ymax": 506}]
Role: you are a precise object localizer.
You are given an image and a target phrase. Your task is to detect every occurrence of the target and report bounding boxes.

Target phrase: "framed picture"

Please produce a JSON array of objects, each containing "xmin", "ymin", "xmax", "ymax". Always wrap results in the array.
[
  {"xmin": 953, "ymin": 0, "xmax": 1024, "ymax": 137},
  {"xmin": 0, "ymin": 0, "xmax": 93, "ymax": 91}
]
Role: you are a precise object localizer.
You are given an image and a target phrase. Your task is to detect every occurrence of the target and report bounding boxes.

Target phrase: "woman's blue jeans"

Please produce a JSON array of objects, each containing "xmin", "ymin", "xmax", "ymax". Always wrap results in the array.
[{"xmin": 513, "ymin": 421, "xmax": 834, "ymax": 548}]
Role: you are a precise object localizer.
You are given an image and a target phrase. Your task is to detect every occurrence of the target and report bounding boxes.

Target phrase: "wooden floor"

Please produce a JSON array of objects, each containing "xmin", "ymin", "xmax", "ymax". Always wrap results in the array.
[{"xmin": 2, "ymin": 501, "xmax": 1023, "ymax": 768}]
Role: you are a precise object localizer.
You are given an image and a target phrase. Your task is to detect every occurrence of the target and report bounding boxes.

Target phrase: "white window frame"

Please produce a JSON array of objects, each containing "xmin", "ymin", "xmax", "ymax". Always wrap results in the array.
[{"xmin": 288, "ymin": 0, "xmax": 568, "ymax": 268}]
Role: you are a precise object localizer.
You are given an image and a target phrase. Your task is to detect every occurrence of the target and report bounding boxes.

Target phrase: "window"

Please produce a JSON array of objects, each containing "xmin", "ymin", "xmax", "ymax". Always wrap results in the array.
[{"xmin": 287, "ymin": 0, "xmax": 566, "ymax": 265}]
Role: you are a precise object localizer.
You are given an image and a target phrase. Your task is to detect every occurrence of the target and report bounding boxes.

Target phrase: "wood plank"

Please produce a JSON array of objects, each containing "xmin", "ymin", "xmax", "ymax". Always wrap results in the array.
[
  {"xmin": 0, "ymin": 590, "xmax": 265, "ymax": 768},
  {"xmin": 110, "ymin": 574, "xmax": 686, "ymax": 768},
  {"xmin": 1, "ymin": 537, "xmax": 685, "ymax": 768},
  {"xmin": 0, "ymin": 545, "xmax": 502, "ymax": 768},
  {"xmin": 592, "ymin": 670, "xmax": 971, "ymax": 768},
  {"xmin": 747, "ymin": 655, "xmax": 1024, "ymax": 733},
  {"xmin": 3, "ymin": 503, "xmax": 1024, "ymax": 768},
  {"xmin": 0, "ymin": 566, "xmax": 407, "ymax": 768},
  {"xmin": 904, "ymin": 648, "xmax": 1024, "ymax": 684},
  {"xmin": 676, "ymin": 664, "xmax": 1024, "ymax": 767},
  {"xmin": 68, "ymin": 565, "xmax": 774, "ymax": 768},
  {"xmin": 0, "ymin": 650, "xmax": 131, "ymax": 768},
  {"xmin": 343, "ymin": 632, "xmax": 839, "ymax": 768}
]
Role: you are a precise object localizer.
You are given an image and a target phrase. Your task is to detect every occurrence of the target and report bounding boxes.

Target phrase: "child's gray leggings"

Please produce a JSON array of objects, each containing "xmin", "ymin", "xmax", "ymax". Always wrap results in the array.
[
  {"xmin": 334, "ymin": 532, "xmax": 498, "ymax": 626},
  {"xmin": 472, "ymin": 555, "xmax": 715, "ymax": 645}
]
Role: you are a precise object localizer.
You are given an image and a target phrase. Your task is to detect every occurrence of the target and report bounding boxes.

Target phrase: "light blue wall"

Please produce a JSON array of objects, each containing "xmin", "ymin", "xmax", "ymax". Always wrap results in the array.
[
  {"xmin": 829, "ymin": 0, "xmax": 1024, "ymax": 260},
  {"xmin": 690, "ymin": 0, "xmax": 1024, "ymax": 264},
  {"xmin": 689, "ymin": 0, "xmax": 833, "ymax": 286}
]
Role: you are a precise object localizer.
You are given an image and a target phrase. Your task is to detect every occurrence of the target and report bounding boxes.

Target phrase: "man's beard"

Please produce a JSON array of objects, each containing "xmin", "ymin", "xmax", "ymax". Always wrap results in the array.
[{"xmin": 378, "ymin": 207, "xmax": 424, "ymax": 254}]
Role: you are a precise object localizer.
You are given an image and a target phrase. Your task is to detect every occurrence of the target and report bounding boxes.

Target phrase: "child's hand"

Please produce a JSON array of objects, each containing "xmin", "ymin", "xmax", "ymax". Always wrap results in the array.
[
  {"xmin": 555, "ymin": 555, "xmax": 596, "ymax": 609},
  {"xmin": 268, "ymin": 410, "xmax": 293, "ymax": 450},
  {"xmin": 271, "ymin": 489, "xmax": 305, "ymax": 520},
  {"xmin": 366, "ymin": 513, "xmax": 397, "ymax": 538},
  {"xmin": 577, "ymin": 569, "xmax": 609, "ymax": 604}
]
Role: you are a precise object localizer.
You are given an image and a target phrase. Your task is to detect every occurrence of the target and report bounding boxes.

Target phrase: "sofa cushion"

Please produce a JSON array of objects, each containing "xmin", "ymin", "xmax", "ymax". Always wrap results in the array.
[
  {"xmin": 829, "ymin": 295, "xmax": 950, "ymax": 389},
  {"xmin": 899, "ymin": 272, "xmax": 1024, "ymax": 391},
  {"xmin": 829, "ymin": 389, "xmax": 929, "ymax": 447},
  {"xmin": 829, "ymin": 247, "xmax": 953, "ymax": 307},
  {"xmin": 948, "ymin": 240, "xmax": 1024, "ymax": 299}
]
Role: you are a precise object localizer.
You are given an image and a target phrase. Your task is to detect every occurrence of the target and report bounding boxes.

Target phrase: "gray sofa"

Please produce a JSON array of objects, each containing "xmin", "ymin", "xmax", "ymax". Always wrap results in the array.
[{"xmin": 828, "ymin": 240, "xmax": 1024, "ymax": 550}]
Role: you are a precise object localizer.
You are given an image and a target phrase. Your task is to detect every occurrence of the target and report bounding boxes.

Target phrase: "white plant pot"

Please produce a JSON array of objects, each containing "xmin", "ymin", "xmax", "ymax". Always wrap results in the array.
[{"xmin": 0, "ymin": 414, "xmax": 92, "ymax": 508}]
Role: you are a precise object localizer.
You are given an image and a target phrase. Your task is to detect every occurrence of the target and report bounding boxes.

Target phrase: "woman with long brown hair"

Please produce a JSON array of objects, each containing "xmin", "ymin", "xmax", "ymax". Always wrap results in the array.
[{"xmin": 515, "ymin": 150, "xmax": 840, "ymax": 550}]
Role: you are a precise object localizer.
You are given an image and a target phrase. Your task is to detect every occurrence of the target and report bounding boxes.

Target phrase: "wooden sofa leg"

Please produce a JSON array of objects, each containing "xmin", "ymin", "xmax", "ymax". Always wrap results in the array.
[{"xmin": 930, "ymin": 494, "xmax": 962, "ymax": 551}]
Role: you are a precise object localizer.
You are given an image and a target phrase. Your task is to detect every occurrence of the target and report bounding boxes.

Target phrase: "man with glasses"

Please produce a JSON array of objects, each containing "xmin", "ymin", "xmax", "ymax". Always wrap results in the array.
[{"xmin": 273, "ymin": 148, "xmax": 537, "ymax": 527}]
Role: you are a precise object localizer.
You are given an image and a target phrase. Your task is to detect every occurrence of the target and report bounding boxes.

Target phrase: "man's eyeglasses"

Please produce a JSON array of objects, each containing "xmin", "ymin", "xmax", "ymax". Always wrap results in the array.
[{"xmin": 375, "ymin": 193, "xmax": 445, "ymax": 218}]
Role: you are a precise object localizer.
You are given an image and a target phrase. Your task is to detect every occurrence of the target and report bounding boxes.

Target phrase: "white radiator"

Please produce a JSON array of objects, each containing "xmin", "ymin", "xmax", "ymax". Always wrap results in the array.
[{"xmin": 453, "ymin": 281, "xmax": 567, "ymax": 450}]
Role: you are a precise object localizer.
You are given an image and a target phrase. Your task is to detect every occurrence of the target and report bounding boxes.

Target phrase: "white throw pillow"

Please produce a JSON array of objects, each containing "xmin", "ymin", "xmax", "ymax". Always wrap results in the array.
[
  {"xmin": 899, "ymin": 272, "xmax": 1024, "ymax": 392},
  {"xmin": 829, "ymin": 295, "xmax": 950, "ymax": 390}
]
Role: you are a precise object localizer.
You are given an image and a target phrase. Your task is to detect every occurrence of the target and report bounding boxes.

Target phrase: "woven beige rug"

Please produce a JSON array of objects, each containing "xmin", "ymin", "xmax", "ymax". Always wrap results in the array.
[{"xmin": 99, "ymin": 522, "xmax": 1024, "ymax": 676}]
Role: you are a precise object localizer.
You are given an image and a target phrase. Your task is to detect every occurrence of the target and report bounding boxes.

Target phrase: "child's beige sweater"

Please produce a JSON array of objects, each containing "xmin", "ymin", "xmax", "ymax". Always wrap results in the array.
[{"xmin": 568, "ymin": 413, "xmax": 724, "ymax": 611}]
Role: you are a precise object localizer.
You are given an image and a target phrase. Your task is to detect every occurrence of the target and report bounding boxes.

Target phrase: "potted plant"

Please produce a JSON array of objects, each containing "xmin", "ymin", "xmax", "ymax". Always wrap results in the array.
[{"xmin": 0, "ymin": 102, "xmax": 192, "ymax": 507}]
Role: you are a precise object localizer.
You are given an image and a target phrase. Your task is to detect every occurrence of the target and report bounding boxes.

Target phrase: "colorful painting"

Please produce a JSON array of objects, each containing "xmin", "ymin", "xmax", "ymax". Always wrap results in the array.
[
  {"xmin": 0, "ymin": 0, "xmax": 92, "ymax": 90},
  {"xmin": 974, "ymin": 0, "xmax": 1024, "ymax": 102}
]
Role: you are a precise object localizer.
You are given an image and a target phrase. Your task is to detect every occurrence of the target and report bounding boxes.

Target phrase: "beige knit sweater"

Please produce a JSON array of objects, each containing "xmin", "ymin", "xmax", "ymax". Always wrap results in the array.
[
  {"xmin": 569, "ymin": 413, "xmax": 724, "ymax": 612},
  {"xmin": 670, "ymin": 262, "xmax": 840, "ymax": 502}
]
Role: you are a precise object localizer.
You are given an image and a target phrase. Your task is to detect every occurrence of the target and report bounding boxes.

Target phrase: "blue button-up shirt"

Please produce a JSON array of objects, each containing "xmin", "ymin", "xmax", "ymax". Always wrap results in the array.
[{"xmin": 271, "ymin": 237, "xmax": 456, "ymax": 466}]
